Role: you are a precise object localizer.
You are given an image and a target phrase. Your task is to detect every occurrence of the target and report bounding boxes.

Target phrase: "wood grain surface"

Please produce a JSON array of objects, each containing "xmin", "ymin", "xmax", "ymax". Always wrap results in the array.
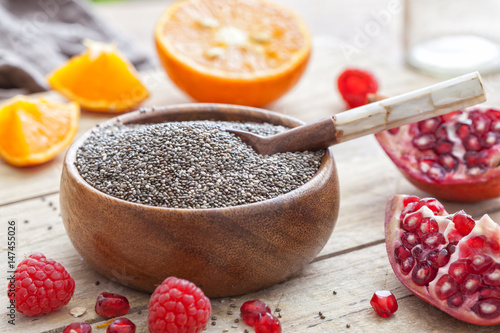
[{"xmin": 2, "ymin": 1, "xmax": 500, "ymax": 332}]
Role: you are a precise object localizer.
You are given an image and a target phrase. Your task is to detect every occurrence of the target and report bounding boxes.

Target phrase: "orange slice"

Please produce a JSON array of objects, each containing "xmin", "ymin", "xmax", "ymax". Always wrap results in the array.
[
  {"xmin": 154, "ymin": 0, "xmax": 311, "ymax": 107},
  {"xmin": 0, "ymin": 96, "xmax": 79, "ymax": 167},
  {"xmin": 47, "ymin": 40, "xmax": 149, "ymax": 113}
]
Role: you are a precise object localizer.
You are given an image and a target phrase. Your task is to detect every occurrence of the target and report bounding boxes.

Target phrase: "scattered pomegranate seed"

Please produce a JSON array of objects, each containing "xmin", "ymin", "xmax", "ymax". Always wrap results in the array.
[
  {"xmin": 63, "ymin": 322, "xmax": 92, "ymax": 333},
  {"xmin": 370, "ymin": 290, "xmax": 398, "ymax": 318},
  {"xmin": 240, "ymin": 300, "xmax": 272, "ymax": 326},
  {"xmin": 95, "ymin": 292, "xmax": 130, "ymax": 319},
  {"xmin": 107, "ymin": 318, "xmax": 136, "ymax": 333},
  {"xmin": 254, "ymin": 312, "xmax": 282, "ymax": 333},
  {"xmin": 337, "ymin": 68, "xmax": 378, "ymax": 109}
]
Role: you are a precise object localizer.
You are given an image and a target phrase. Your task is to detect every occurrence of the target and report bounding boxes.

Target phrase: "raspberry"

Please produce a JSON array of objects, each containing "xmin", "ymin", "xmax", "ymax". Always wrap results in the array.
[
  {"xmin": 63, "ymin": 322, "xmax": 92, "ymax": 333},
  {"xmin": 95, "ymin": 292, "xmax": 130, "ymax": 319},
  {"xmin": 107, "ymin": 318, "xmax": 136, "ymax": 333},
  {"xmin": 8, "ymin": 253, "xmax": 75, "ymax": 316},
  {"xmin": 337, "ymin": 68, "xmax": 379, "ymax": 109},
  {"xmin": 240, "ymin": 300, "xmax": 271, "ymax": 326},
  {"xmin": 148, "ymin": 276, "xmax": 211, "ymax": 333}
]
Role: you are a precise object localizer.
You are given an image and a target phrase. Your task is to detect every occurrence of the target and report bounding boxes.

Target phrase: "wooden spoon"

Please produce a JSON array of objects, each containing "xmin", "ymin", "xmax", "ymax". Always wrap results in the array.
[{"xmin": 227, "ymin": 72, "xmax": 486, "ymax": 155}]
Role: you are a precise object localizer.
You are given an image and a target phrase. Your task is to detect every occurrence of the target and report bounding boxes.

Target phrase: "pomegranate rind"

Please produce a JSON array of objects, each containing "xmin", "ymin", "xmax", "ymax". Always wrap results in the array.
[
  {"xmin": 385, "ymin": 195, "xmax": 500, "ymax": 326},
  {"xmin": 375, "ymin": 106, "xmax": 500, "ymax": 202}
]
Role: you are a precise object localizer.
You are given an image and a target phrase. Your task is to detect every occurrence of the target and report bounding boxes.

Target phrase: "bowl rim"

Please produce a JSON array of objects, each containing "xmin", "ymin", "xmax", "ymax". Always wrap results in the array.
[{"xmin": 64, "ymin": 103, "xmax": 336, "ymax": 213}]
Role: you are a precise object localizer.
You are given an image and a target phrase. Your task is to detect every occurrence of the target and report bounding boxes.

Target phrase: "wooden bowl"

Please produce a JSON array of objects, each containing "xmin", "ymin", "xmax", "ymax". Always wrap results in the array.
[{"xmin": 60, "ymin": 104, "xmax": 340, "ymax": 297}]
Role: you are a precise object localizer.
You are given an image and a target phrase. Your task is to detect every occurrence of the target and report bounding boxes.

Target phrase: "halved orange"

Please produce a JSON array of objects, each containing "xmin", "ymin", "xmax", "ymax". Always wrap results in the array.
[
  {"xmin": 47, "ymin": 40, "xmax": 149, "ymax": 113},
  {"xmin": 0, "ymin": 96, "xmax": 79, "ymax": 167},
  {"xmin": 154, "ymin": 0, "xmax": 311, "ymax": 107}
]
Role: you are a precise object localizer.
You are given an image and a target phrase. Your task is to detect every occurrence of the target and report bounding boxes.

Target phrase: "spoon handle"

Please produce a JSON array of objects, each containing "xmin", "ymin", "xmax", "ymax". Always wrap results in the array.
[{"xmin": 334, "ymin": 71, "xmax": 485, "ymax": 143}]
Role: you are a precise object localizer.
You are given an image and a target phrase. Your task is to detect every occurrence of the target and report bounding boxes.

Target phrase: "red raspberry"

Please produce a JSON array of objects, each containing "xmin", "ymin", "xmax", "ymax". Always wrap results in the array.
[
  {"xmin": 63, "ymin": 322, "xmax": 92, "ymax": 333},
  {"xmin": 240, "ymin": 300, "xmax": 271, "ymax": 326},
  {"xmin": 8, "ymin": 253, "xmax": 75, "ymax": 316},
  {"xmin": 148, "ymin": 276, "xmax": 211, "ymax": 333},
  {"xmin": 337, "ymin": 68, "xmax": 379, "ymax": 109}
]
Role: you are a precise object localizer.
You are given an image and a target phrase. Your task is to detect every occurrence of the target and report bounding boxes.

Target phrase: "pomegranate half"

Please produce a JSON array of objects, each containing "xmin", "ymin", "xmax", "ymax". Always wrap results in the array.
[
  {"xmin": 375, "ymin": 106, "xmax": 500, "ymax": 202},
  {"xmin": 385, "ymin": 195, "xmax": 500, "ymax": 326}
]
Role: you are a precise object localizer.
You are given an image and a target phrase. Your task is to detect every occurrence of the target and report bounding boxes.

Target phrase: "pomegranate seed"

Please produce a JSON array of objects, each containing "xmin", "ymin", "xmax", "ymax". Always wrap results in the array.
[
  {"xmin": 472, "ymin": 299, "xmax": 500, "ymax": 319},
  {"xmin": 435, "ymin": 275, "xmax": 458, "ymax": 300},
  {"xmin": 403, "ymin": 195, "xmax": 420, "ymax": 207},
  {"xmin": 421, "ymin": 233, "xmax": 444, "ymax": 250},
  {"xmin": 447, "ymin": 293, "xmax": 465, "ymax": 308},
  {"xmin": 433, "ymin": 139, "xmax": 453, "ymax": 155},
  {"xmin": 438, "ymin": 154, "xmax": 459, "ymax": 171},
  {"xmin": 413, "ymin": 134, "xmax": 436, "ymax": 150},
  {"xmin": 400, "ymin": 256, "xmax": 415, "ymax": 275},
  {"xmin": 394, "ymin": 245, "xmax": 411, "ymax": 262},
  {"xmin": 442, "ymin": 110, "xmax": 462, "ymax": 122},
  {"xmin": 401, "ymin": 232, "xmax": 420, "ymax": 249},
  {"xmin": 418, "ymin": 118, "xmax": 442, "ymax": 134},
  {"xmin": 63, "ymin": 322, "xmax": 92, "ymax": 333},
  {"xmin": 388, "ymin": 127, "xmax": 400, "ymax": 135},
  {"xmin": 434, "ymin": 124, "xmax": 448, "ymax": 140},
  {"xmin": 468, "ymin": 235, "xmax": 487, "ymax": 249},
  {"xmin": 401, "ymin": 211, "xmax": 423, "ymax": 232},
  {"xmin": 464, "ymin": 151, "xmax": 488, "ymax": 168},
  {"xmin": 425, "ymin": 163, "xmax": 446, "ymax": 181},
  {"xmin": 479, "ymin": 286, "xmax": 500, "ymax": 299},
  {"xmin": 417, "ymin": 198, "xmax": 445, "ymax": 215},
  {"xmin": 460, "ymin": 274, "xmax": 482, "ymax": 295},
  {"xmin": 486, "ymin": 108, "xmax": 500, "ymax": 120},
  {"xmin": 95, "ymin": 292, "xmax": 130, "ymax": 319},
  {"xmin": 484, "ymin": 264, "xmax": 500, "ymax": 286},
  {"xmin": 470, "ymin": 111, "xmax": 491, "ymax": 135},
  {"xmin": 417, "ymin": 217, "xmax": 439, "ymax": 238},
  {"xmin": 337, "ymin": 68, "xmax": 378, "ymax": 109},
  {"xmin": 449, "ymin": 259, "xmax": 472, "ymax": 283},
  {"xmin": 452, "ymin": 212, "xmax": 475, "ymax": 236},
  {"xmin": 412, "ymin": 262, "xmax": 437, "ymax": 286},
  {"xmin": 370, "ymin": 290, "xmax": 398, "ymax": 318},
  {"xmin": 411, "ymin": 245, "xmax": 426, "ymax": 262},
  {"xmin": 482, "ymin": 132, "xmax": 498, "ymax": 148},
  {"xmin": 254, "ymin": 312, "xmax": 281, "ymax": 333},
  {"xmin": 470, "ymin": 254, "xmax": 494, "ymax": 274},
  {"xmin": 107, "ymin": 318, "xmax": 136, "ymax": 333},
  {"xmin": 463, "ymin": 134, "xmax": 481, "ymax": 151},
  {"xmin": 456, "ymin": 123, "xmax": 471, "ymax": 140},
  {"xmin": 240, "ymin": 300, "xmax": 272, "ymax": 327},
  {"xmin": 447, "ymin": 242, "xmax": 457, "ymax": 254},
  {"xmin": 427, "ymin": 248, "xmax": 451, "ymax": 268}
]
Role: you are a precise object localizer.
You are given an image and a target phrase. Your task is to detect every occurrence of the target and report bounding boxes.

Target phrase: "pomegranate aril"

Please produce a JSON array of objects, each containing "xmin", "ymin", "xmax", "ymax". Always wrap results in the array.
[
  {"xmin": 435, "ymin": 275, "xmax": 459, "ymax": 300},
  {"xmin": 403, "ymin": 195, "xmax": 420, "ymax": 207},
  {"xmin": 435, "ymin": 123, "xmax": 449, "ymax": 140},
  {"xmin": 434, "ymin": 139, "xmax": 453, "ymax": 155},
  {"xmin": 418, "ymin": 117, "xmax": 441, "ymax": 134},
  {"xmin": 401, "ymin": 232, "xmax": 420, "ymax": 249},
  {"xmin": 254, "ymin": 312, "xmax": 281, "ymax": 333},
  {"xmin": 449, "ymin": 259, "xmax": 472, "ymax": 283},
  {"xmin": 479, "ymin": 286, "xmax": 500, "ymax": 299},
  {"xmin": 401, "ymin": 211, "xmax": 423, "ymax": 232},
  {"xmin": 464, "ymin": 151, "xmax": 488, "ymax": 168},
  {"xmin": 400, "ymin": 256, "xmax": 415, "ymax": 275},
  {"xmin": 463, "ymin": 134, "xmax": 482, "ymax": 151},
  {"xmin": 470, "ymin": 111, "xmax": 491, "ymax": 135},
  {"xmin": 484, "ymin": 264, "xmax": 500, "ymax": 286},
  {"xmin": 107, "ymin": 318, "xmax": 136, "ymax": 333},
  {"xmin": 447, "ymin": 242, "xmax": 457, "ymax": 254},
  {"xmin": 417, "ymin": 198, "xmax": 445, "ymax": 215},
  {"xmin": 417, "ymin": 217, "xmax": 439, "ymax": 238},
  {"xmin": 370, "ymin": 290, "xmax": 398, "ymax": 318},
  {"xmin": 421, "ymin": 232, "xmax": 444, "ymax": 250},
  {"xmin": 472, "ymin": 299, "xmax": 500, "ymax": 319},
  {"xmin": 427, "ymin": 248, "xmax": 451, "ymax": 268},
  {"xmin": 394, "ymin": 245, "xmax": 411, "ymax": 262},
  {"xmin": 470, "ymin": 254, "xmax": 494, "ymax": 274},
  {"xmin": 411, "ymin": 245, "xmax": 426, "ymax": 262},
  {"xmin": 240, "ymin": 300, "xmax": 272, "ymax": 327},
  {"xmin": 412, "ymin": 262, "xmax": 437, "ymax": 286},
  {"xmin": 388, "ymin": 127, "xmax": 400, "ymax": 135},
  {"xmin": 438, "ymin": 154, "xmax": 459, "ymax": 171},
  {"xmin": 442, "ymin": 110, "xmax": 462, "ymax": 122},
  {"xmin": 452, "ymin": 212, "xmax": 475, "ymax": 236},
  {"xmin": 447, "ymin": 292, "xmax": 465, "ymax": 308},
  {"xmin": 482, "ymin": 132, "xmax": 499, "ymax": 148},
  {"xmin": 413, "ymin": 134, "xmax": 436, "ymax": 151},
  {"xmin": 95, "ymin": 292, "xmax": 130, "ymax": 319},
  {"xmin": 63, "ymin": 322, "xmax": 92, "ymax": 333},
  {"xmin": 456, "ymin": 123, "xmax": 471, "ymax": 140},
  {"xmin": 460, "ymin": 274, "xmax": 482, "ymax": 295}
]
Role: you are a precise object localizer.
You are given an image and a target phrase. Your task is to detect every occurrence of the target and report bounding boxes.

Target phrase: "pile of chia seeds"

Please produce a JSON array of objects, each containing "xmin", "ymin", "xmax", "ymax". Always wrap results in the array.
[{"xmin": 75, "ymin": 120, "xmax": 324, "ymax": 209}]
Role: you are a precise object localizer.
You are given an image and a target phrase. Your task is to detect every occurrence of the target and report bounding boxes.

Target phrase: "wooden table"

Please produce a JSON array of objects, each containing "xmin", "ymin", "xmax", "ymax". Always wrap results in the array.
[{"xmin": 2, "ymin": 1, "xmax": 500, "ymax": 332}]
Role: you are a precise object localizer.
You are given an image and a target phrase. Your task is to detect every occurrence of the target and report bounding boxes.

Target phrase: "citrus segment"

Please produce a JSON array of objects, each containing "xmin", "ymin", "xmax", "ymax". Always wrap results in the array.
[
  {"xmin": 47, "ymin": 40, "xmax": 149, "ymax": 113},
  {"xmin": 0, "ymin": 96, "xmax": 79, "ymax": 166},
  {"xmin": 155, "ymin": 0, "xmax": 311, "ymax": 107}
]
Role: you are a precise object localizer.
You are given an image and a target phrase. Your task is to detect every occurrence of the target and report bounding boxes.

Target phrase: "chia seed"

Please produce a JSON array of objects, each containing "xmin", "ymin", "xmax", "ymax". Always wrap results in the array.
[{"xmin": 75, "ymin": 120, "xmax": 324, "ymax": 209}]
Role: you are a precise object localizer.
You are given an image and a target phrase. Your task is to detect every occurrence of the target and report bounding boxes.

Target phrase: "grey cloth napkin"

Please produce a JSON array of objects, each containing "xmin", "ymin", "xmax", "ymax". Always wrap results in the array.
[{"xmin": 0, "ymin": 0, "xmax": 154, "ymax": 99}]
